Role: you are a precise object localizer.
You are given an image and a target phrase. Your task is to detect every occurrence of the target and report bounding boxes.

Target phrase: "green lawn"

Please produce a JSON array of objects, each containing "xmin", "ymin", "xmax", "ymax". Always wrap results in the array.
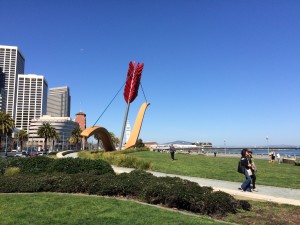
[
  {"xmin": 127, "ymin": 151, "xmax": 300, "ymax": 189},
  {"xmin": 0, "ymin": 193, "xmax": 227, "ymax": 225}
]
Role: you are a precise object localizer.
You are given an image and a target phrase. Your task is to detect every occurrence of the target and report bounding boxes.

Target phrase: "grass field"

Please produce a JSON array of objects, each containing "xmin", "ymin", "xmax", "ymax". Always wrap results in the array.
[
  {"xmin": 0, "ymin": 193, "xmax": 227, "ymax": 225},
  {"xmin": 0, "ymin": 193, "xmax": 299, "ymax": 225},
  {"xmin": 1, "ymin": 151, "xmax": 300, "ymax": 225},
  {"xmin": 127, "ymin": 151, "xmax": 300, "ymax": 189}
]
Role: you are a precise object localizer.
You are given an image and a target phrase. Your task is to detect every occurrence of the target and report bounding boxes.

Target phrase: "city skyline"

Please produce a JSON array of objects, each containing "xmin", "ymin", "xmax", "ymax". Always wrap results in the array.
[{"xmin": 1, "ymin": 1, "xmax": 299, "ymax": 146}]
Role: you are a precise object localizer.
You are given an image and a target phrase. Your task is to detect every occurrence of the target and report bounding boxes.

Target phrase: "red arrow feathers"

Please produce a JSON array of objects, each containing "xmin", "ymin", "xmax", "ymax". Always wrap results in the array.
[{"xmin": 123, "ymin": 61, "xmax": 144, "ymax": 103}]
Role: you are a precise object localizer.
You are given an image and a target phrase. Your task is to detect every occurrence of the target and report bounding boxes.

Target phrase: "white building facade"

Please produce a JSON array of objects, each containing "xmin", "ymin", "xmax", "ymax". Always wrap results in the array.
[
  {"xmin": 28, "ymin": 115, "xmax": 79, "ymax": 150},
  {"xmin": 125, "ymin": 120, "xmax": 131, "ymax": 143},
  {"xmin": 15, "ymin": 74, "xmax": 48, "ymax": 132},
  {"xmin": 0, "ymin": 45, "xmax": 25, "ymax": 118},
  {"xmin": 47, "ymin": 86, "xmax": 71, "ymax": 117}
]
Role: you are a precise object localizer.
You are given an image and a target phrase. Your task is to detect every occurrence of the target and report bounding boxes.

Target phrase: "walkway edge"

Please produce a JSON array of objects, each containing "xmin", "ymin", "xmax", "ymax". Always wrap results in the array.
[{"xmin": 112, "ymin": 166, "xmax": 300, "ymax": 206}]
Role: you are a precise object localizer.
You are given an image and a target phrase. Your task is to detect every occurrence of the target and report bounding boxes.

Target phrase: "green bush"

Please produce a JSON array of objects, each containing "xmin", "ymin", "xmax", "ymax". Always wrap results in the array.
[
  {"xmin": 46, "ymin": 158, "xmax": 114, "ymax": 175},
  {"xmin": 47, "ymin": 152, "xmax": 57, "ymax": 156},
  {"xmin": 0, "ymin": 157, "xmax": 114, "ymax": 175},
  {"xmin": 204, "ymin": 191, "xmax": 238, "ymax": 215},
  {"xmin": 237, "ymin": 200, "xmax": 251, "ymax": 211},
  {"xmin": 294, "ymin": 158, "xmax": 300, "ymax": 166},
  {"xmin": 0, "ymin": 157, "xmax": 54, "ymax": 174},
  {"xmin": 0, "ymin": 169, "xmax": 250, "ymax": 216}
]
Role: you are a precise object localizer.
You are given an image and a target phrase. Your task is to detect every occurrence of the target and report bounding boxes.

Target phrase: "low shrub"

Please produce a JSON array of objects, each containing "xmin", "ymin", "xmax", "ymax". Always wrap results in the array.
[
  {"xmin": 0, "ymin": 169, "xmax": 250, "ymax": 216},
  {"xmin": 0, "ymin": 157, "xmax": 114, "ymax": 175},
  {"xmin": 295, "ymin": 158, "xmax": 300, "ymax": 166},
  {"xmin": 204, "ymin": 191, "xmax": 238, "ymax": 215},
  {"xmin": 237, "ymin": 200, "xmax": 251, "ymax": 211},
  {"xmin": 46, "ymin": 158, "xmax": 114, "ymax": 175},
  {"xmin": 4, "ymin": 167, "xmax": 20, "ymax": 176},
  {"xmin": 47, "ymin": 152, "xmax": 58, "ymax": 156},
  {"xmin": 78, "ymin": 150, "xmax": 153, "ymax": 170}
]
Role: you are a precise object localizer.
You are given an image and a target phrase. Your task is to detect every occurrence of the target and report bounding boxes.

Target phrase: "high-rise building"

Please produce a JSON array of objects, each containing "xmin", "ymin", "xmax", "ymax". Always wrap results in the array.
[
  {"xmin": 0, "ymin": 45, "xmax": 25, "ymax": 118},
  {"xmin": 15, "ymin": 74, "xmax": 48, "ymax": 132},
  {"xmin": 0, "ymin": 67, "xmax": 6, "ymax": 112},
  {"xmin": 47, "ymin": 86, "xmax": 70, "ymax": 117}
]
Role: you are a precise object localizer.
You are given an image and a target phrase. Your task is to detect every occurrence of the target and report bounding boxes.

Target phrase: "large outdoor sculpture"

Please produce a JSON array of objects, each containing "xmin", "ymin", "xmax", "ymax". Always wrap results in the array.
[
  {"xmin": 80, "ymin": 61, "xmax": 149, "ymax": 152},
  {"xmin": 81, "ymin": 102, "xmax": 149, "ymax": 151},
  {"xmin": 81, "ymin": 126, "xmax": 116, "ymax": 151}
]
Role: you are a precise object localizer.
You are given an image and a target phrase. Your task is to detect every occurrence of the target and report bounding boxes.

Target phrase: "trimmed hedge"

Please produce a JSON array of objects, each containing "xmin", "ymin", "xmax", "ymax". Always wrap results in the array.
[
  {"xmin": 0, "ymin": 157, "xmax": 114, "ymax": 175},
  {"xmin": 0, "ymin": 169, "xmax": 250, "ymax": 216}
]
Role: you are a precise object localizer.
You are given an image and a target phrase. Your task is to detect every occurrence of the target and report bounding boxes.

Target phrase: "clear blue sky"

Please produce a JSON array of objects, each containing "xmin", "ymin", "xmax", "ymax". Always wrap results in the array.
[{"xmin": 1, "ymin": 0, "xmax": 299, "ymax": 146}]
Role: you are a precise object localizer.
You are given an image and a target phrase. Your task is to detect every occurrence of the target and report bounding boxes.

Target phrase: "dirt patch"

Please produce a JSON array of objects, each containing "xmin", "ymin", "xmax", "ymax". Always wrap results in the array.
[{"xmin": 218, "ymin": 201, "xmax": 300, "ymax": 225}]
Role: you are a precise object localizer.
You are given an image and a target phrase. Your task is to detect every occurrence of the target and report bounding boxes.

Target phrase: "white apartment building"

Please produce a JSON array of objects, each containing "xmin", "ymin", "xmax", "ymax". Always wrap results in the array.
[
  {"xmin": 0, "ymin": 45, "xmax": 25, "ymax": 118},
  {"xmin": 47, "ymin": 86, "xmax": 70, "ymax": 117},
  {"xmin": 15, "ymin": 74, "xmax": 48, "ymax": 132},
  {"xmin": 28, "ymin": 115, "xmax": 79, "ymax": 150}
]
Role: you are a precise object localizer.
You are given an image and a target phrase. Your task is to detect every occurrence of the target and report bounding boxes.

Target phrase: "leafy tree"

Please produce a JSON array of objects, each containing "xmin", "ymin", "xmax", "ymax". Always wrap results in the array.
[
  {"xmin": 109, "ymin": 132, "xmax": 120, "ymax": 147},
  {"xmin": 94, "ymin": 133, "xmax": 103, "ymax": 150},
  {"xmin": 37, "ymin": 122, "xmax": 54, "ymax": 151},
  {"xmin": 70, "ymin": 126, "xmax": 82, "ymax": 150},
  {"xmin": 0, "ymin": 111, "xmax": 15, "ymax": 152},
  {"xmin": 136, "ymin": 138, "xmax": 145, "ymax": 148},
  {"xmin": 15, "ymin": 129, "xmax": 28, "ymax": 151}
]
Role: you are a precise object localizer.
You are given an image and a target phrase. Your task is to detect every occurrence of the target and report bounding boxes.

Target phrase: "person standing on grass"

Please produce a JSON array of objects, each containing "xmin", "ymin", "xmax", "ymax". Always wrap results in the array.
[
  {"xmin": 239, "ymin": 149, "xmax": 252, "ymax": 192},
  {"xmin": 276, "ymin": 152, "xmax": 281, "ymax": 164},
  {"xmin": 169, "ymin": 144, "xmax": 176, "ymax": 160},
  {"xmin": 248, "ymin": 151, "xmax": 258, "ymax": 192}
]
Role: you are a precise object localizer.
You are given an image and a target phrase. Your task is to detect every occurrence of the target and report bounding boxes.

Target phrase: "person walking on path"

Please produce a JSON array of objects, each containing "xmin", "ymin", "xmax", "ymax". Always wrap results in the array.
[
  {"xmin": 238, "ymin": 149, "xmax": 252, "ymax": 192},
  {"xmin": 169, "ymin": 144, "xmax": 176, "ymax": 160},
  {"xmin": 248, "ymin": 150, "xmax": 258, "ymax": 192}
]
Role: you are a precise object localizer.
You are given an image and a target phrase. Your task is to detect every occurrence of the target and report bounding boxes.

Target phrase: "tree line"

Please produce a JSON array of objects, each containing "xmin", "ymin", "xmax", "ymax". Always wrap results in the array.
[{"xmin": 0, "ymin": 111, "xmax": 120, "ymax": 152}]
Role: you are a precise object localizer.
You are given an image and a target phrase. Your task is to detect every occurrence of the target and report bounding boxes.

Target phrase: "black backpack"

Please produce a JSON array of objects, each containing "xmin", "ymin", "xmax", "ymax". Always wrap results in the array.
[{"xmin": 237, "ymin": 159, "xmax": 245, "ymax": 174}]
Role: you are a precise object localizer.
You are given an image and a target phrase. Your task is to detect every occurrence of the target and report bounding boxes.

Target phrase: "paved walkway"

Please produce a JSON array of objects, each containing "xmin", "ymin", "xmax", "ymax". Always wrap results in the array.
[
  {"xmin": 112, "ymin": 166, "xmax": 300, "ymax": 206},
  {"xmin": 60, "ymin": 152, "xmax": 300, "ymax": 206}
]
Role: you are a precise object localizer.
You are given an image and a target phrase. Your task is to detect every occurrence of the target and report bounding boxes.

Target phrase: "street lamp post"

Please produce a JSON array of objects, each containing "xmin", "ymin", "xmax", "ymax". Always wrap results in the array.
[
  {"xmin": 5, "ymin": 135, "xmax": 8, "ymax": 156},
  {"xmin": 266, "ymin": 136, "xmax": 269, "ymax": 155},
  {"xmin": 62, "ymin": 132, "xmax": 64, "ymax": 151},
  {"xmin": 224, "ymin": 139, "xmax": 226, "ymax": 155}
]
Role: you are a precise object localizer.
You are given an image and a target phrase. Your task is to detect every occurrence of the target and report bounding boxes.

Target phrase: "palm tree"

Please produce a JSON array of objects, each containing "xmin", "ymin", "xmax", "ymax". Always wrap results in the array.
[
  {"xmin": 0, "ymin": 111, "xmax": 15, "ymax": 155},
  {"xmin": 37, "ymin": 122, "xmax": 54, "ymax": 151},
  {"xmin": 15, "ymin": 129, "xmax": 28, "ymax": 151},
  {"xmin": 70, "ymin": 126, "xmax": 82, "ymax": 150},
  {"xmin": 50, "ymin": 127, "xmax": 59, "ymax": 151}
]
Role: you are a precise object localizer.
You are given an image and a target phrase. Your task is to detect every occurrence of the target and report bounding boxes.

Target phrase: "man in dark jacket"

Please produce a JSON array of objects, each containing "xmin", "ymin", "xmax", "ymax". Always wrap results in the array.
[{"xmin": 169, "ymin": 144, "xmax": 176, "ymax": 160}]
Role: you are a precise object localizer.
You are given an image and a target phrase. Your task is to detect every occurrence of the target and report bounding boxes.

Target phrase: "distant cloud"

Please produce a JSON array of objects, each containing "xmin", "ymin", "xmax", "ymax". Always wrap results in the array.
[{"xmin": 80, "ymin": 48, "xmax": 85, "ymax": 52}]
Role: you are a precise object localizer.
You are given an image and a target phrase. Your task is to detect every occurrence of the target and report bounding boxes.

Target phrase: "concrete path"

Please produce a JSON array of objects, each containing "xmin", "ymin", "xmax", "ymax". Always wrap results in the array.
[
  {"xmin": 112, "ymin": 166, "xmax": 300, "ymax": 206},
  {"xmin": 61, "ymin": 152, "xmax": 300, "ymax": 206}
]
